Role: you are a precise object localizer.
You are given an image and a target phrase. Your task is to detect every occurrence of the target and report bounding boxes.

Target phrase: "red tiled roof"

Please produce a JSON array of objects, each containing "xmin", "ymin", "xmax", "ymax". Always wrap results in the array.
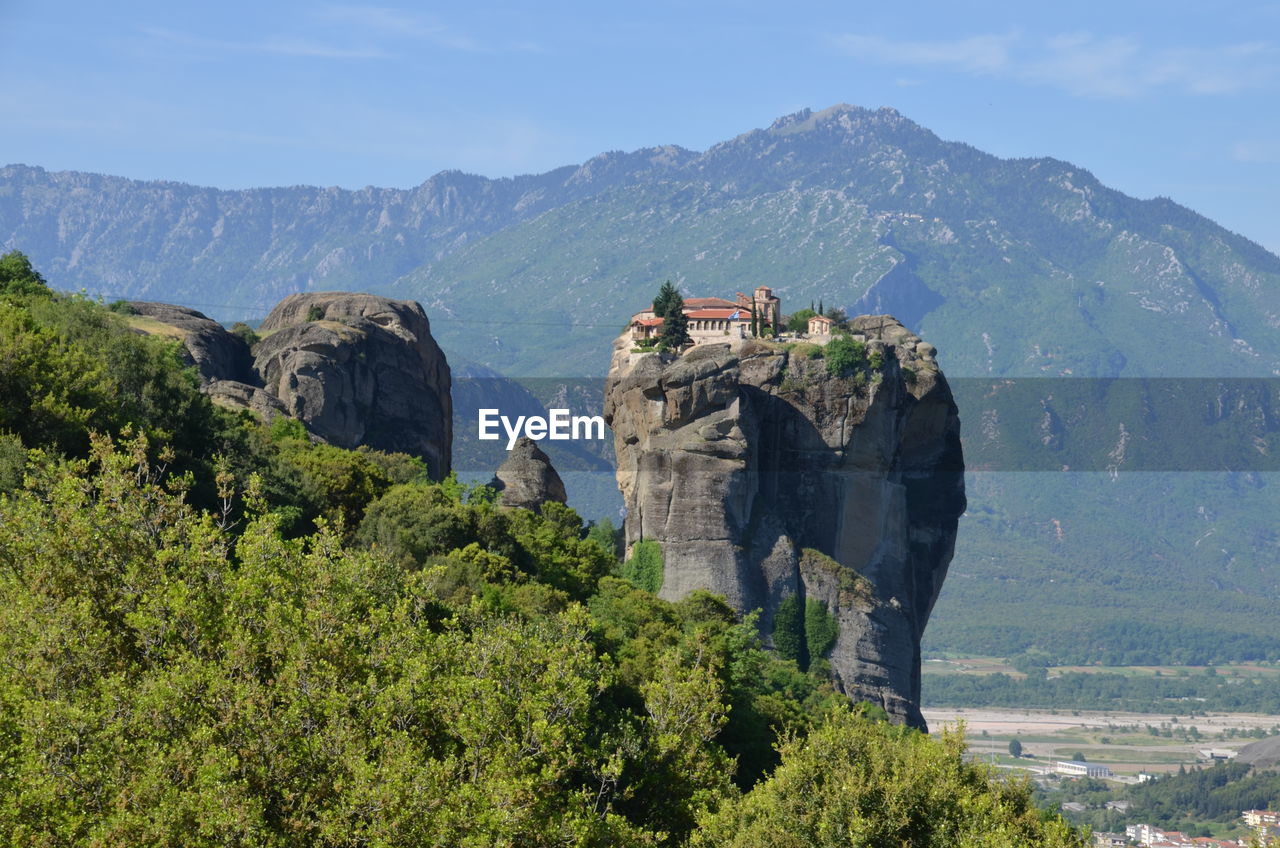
[
  {"xmin": 809, "ymin": 315, "xmax": 834, "ymax": 323},
  {"xmin": 686, "ymin": 308, "xmax": 748, "ymax": 319},
  {"xmin": 684, "ymin": 297, "xmax": 739, "ymax": 309},
  {"xmin": 634, "ymin": 316, "xmax": 664, "ymax": 326}
]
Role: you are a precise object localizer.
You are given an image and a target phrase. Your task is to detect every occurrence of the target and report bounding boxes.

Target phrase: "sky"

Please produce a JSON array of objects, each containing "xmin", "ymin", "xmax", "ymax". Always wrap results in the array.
[{"xmin": 3, "ymin": 0, "xmax": 1279, "ymax": 253}]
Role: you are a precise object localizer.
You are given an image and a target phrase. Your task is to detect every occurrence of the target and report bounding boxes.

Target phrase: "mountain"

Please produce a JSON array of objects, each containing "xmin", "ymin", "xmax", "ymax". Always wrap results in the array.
[
  {"xmin": 4, "ymin": 104, "xmax": 1279, "ymax": 380},
  {"xmin": 3, "ymin": 103, "xmax": 1278, "ymax": 665}
]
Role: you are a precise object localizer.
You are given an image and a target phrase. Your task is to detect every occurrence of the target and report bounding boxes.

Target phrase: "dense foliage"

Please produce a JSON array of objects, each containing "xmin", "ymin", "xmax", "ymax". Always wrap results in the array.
[
  {"xmin": 824, "ymin": 334, "xmax": 868, "ymax": 376},
  {"xmin": 0, "ymin": 249, "xmax": 50, "ymax": 297},
  {"xmin": 0, "ymin": 265, "xmax": 1084, "ymax": 845},
  {"xmin": 694, "ymin": 710, "xmax": 1081, "ymax": 847},
  {"xmin": 621, "ymin": 538, "xmax": 664, "ymax": 595},
  {"xmin": 771, "ymin": 595, "xmax": 839, "ymax": 674}
]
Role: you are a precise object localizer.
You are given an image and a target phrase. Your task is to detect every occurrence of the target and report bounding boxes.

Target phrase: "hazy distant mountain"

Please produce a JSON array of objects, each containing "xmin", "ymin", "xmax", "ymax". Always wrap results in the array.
[
  {"xmin": 3, "ymin": 103, "xmax": 1278, "ymax": 664},
  {"xmin": 4, "ymin": 104, "xmax": 1278, "ymax": 379}
]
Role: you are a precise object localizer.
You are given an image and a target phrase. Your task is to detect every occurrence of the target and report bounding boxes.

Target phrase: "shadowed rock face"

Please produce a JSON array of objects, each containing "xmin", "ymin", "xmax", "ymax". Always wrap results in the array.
[
  {"xmin": 490, "ymin": 436, "xmax": 568, "ymax": 512},
  {"xmin": 603, "ymin": 316, "xmax": 964, "ymax": 727},
  {"xmin": 128, "ymin": 302, "xmax": 255, "ymax": 384},
  {"xmin": 255, "ymin": 293, "xmax": 452, "ymax": 479}
]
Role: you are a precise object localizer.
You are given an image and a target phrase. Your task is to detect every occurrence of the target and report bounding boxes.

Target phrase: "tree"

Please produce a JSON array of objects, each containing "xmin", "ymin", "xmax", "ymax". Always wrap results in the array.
[
  {"xmin": 0, "ymin": 250, "xmax": 50, "ymax": 297},
  {"xmin": 772, "ymin": 595, "xmax": 806, "ymax": 667},
  {"xmin": 653, "ymin": 280, "xmax": 681, "ymax": 318},
  {"xmin": 1072, "ymin": 751, "xmax": 1087, "ymax": 762},
  {"xmin": 621, "ymin": 538, "xmax": 664, "ymax": 594},
  {"xmin": 787, "ymin": 308, "xmax": 817, "ymax": 333},
  {"xmin": 1009, "ymin": 738, "xmax": 1023, "ymax": 758},
  {"xmin": 657, "ymin": 286, "xmax": 690, "ymax": 349},
  {"xmin": 693, "ymin": 708, "xmax": 1085, "ymax": 847},
  {"xmin": 804, "ymin": 599, "xmax": 838, "ymax": 662},
  {"xmin": 586, "ymin": 516, "xmax": 620, "ymax": 559},
  {"xmin": 229, "ymin": 321, "xmax": 260, "ymax": 347}
]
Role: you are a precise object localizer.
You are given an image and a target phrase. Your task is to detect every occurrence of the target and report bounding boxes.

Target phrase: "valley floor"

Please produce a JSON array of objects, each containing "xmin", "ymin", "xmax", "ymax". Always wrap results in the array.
[{"xmin": 924, "ymin": 706, "xmax": 1279, "ymax": 776}]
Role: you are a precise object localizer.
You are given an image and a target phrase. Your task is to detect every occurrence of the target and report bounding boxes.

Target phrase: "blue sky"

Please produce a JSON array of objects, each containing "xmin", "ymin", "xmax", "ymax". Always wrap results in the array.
[{"xmin": 3, "ymin": 0, "xmax": 1279, "ymax": 252}]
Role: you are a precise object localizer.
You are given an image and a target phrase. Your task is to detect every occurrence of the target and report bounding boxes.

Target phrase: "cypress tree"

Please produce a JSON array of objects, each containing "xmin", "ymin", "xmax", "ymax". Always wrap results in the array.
[
  {"xmin": 660, "ymin": 290, "xmax": 690, "ymax": 348},
  {"xmin": 653, "ymin": 280, "xmax": 680, "ymax": 318}
]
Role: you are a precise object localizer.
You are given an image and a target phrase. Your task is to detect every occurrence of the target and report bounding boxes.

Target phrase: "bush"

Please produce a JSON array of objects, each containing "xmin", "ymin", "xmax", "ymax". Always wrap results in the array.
[
  {"xmin": 773, "ymin": 594, "xmax": 806, "ymax": 667},
  {"xmin": 621, "ymin": 538, "xmax": 664, "ymax": 594},
  {"xmin": 0, "ymin": 250, "xmax": 51, "ymax": 298},
  {"xmin": 825, "ymin": 334, "xmax": 868, "ymax": 376},
  {"xmin": 306, "ymin": 304, "xmax": 324, "ymax": 322},
  {"xmin": 229, "ymin": 321, "xmax": 260, "ymax": 347},
  {"xmin": 804, "ymin": 599, "xmax": 838, "ymax": 661}
]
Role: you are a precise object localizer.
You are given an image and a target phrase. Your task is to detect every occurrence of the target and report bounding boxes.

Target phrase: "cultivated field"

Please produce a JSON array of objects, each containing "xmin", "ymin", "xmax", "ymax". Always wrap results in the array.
[
  {"xmin": 924, "ymin": 706, "xmax": 1280, "ymax": 776},
  {"xmin": 921, "ymin": 657, "xmax": 1280, "ymax": 776}
]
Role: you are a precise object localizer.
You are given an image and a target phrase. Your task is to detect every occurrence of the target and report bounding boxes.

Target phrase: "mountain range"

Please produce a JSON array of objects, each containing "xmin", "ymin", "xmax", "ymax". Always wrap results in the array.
[{"xmin": 3, "ymin": 103, "xmax": 1277, "ymax": 664}]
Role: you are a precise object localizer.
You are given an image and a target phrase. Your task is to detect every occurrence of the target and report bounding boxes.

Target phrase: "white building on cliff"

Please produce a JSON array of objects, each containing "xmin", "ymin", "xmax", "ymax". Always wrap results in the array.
[{"xmin": 629, "ymin": 286, "xmax": 781, "ymax": 346}]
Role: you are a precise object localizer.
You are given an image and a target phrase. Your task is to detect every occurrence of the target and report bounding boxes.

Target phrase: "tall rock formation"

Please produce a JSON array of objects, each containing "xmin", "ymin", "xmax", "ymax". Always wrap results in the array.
[
  {"xmin": 253, "ymin": 293, "xmax": 452, "ymax": 479},
  {"xmin": 131, "ymin": 291, "xmax": 452, "ymax": 480},
  {"xmin": 603, "ymin": 317, "xmax": 964, "ymax": 727}
]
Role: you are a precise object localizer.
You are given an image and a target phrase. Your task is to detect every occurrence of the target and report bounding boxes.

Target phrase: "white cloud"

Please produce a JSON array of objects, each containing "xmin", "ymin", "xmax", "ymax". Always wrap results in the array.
[
  {"xmin": 140, "ymin": 26, "xmax": 387, "ymax": 60},
  {"xmin": 831, "ymin": 30, "xmax": 1279, "ymax": 98},
  {"xmin": 832, "ymin": 33, "xmax": 1015, "ymax": 74}
]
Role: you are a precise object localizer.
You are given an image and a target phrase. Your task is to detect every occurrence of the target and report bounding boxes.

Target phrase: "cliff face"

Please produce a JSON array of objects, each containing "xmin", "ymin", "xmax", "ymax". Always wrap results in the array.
[
  {"xmin": 255, "ymin": 293, "xmax": 452, "ymax": 479},
  {"xmin": 603, "ymin": 317, "xmax": 964, "ymax": 727},
  {"xmin": 128, "ymin": 302, "xmax": 255, "ymax": 384},
  {"xmin": 132, "ymin": 292, "xmax": 452, "ymax": 480}
]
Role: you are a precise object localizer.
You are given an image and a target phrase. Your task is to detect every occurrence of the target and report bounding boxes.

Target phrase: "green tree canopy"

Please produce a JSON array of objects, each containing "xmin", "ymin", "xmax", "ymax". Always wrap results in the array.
[
  {"xmin": 0, "ymin": 250, "xmax": 50, "ymax": 297},
  {"xmin": 787, "ymin": 308, "xmax": 817, "ymax": 333},
  {"xmin": 694, "ymin": 708, "xmax": 1084, "ymax": 847},
  {"xmin": 653, "ymin": 279, "xmax": 681, "ymax": 318},
  {"xmin": 652, "ymin": 281, "xmax": 690, "ymax": 348}
]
